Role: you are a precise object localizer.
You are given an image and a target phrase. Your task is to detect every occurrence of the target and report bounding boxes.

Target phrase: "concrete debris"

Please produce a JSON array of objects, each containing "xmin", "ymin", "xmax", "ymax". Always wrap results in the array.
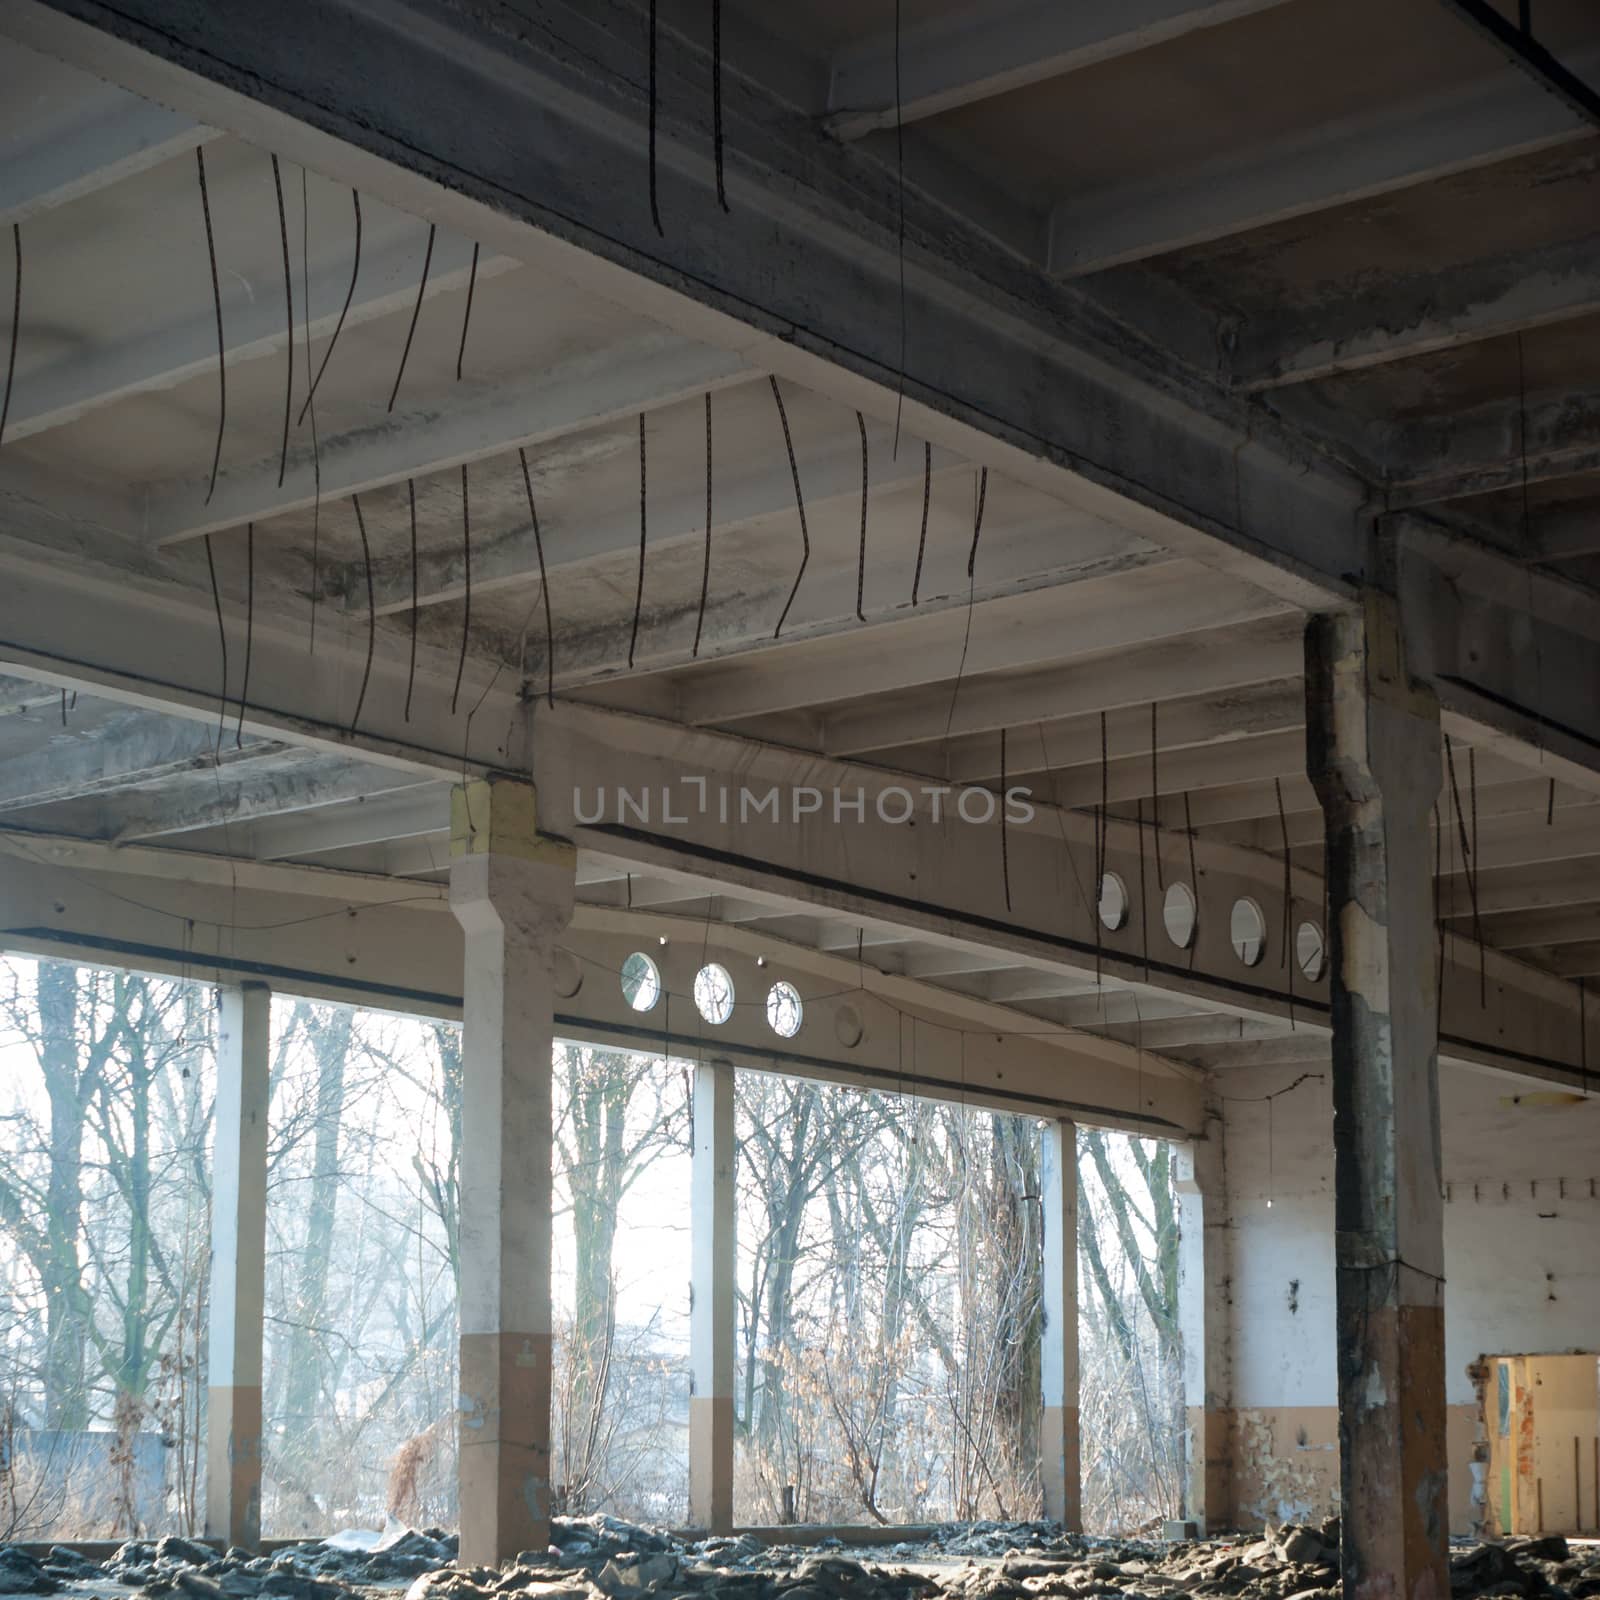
[
  {"xmin": 0, "ymin": 1547, "xmax": 58, "ymax": 1596},
  {"xmin": 4, "ymin": 1518, "xmax": 1600, "ymax": 1600}
]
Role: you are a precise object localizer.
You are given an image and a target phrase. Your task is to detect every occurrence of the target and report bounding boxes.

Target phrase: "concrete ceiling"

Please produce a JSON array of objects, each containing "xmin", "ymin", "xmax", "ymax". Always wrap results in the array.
[{"xmin": 0, "ymin": 0, "xmax": 1596, "ymax": 1099}]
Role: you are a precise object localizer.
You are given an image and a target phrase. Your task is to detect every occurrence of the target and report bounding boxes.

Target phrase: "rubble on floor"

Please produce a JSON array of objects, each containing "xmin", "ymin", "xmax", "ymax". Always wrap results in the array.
[{"xmin": 4, "ymin": 1517, "xmax": 1600, "ymax": 1600}]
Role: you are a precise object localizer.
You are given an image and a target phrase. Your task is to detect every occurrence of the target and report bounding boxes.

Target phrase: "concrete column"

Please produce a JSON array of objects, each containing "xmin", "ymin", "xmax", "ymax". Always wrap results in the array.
[
  {"xmin": 1040, "ymin": 1116, "xmax": 1081, "ymax": 1529},
  {"xmin": 689, "ymin": 1058, "xmax": 736, "ymax": 1533},
  {"xmin": 1307, "ymin": 597, "xmax": 1447, "ymax": 1600},
  {"xmin": 207, "ymin": 981, "xmax": 270, "ymax": 1551},
  {"xmin": 1174, "ymin": 1116, "xmax": 1232, "ymax": 1534},
  {"xmin": 450, "ymin": 777, "xmax": 575, "ymax": 1567}
]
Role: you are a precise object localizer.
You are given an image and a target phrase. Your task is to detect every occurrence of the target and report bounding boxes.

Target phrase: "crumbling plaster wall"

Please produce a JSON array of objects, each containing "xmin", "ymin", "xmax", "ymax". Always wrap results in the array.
[{"xmin": 1212, "ymin": 1063, "xmax": 1600, "ymax": 1535}]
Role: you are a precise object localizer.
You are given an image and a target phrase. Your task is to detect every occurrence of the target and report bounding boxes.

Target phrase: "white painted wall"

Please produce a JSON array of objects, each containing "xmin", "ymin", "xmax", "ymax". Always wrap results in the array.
[
  {"xmin": 1219, "ymin": 1063, "xmax": 1600, "ymax": 1413},
  {"xmin": 1221, "ymin": 1067, "xmax": 1338, "ymax": 1409},
  {"xmin": 1208, "ymin": 1062, "xmax": 1600, "ymax": 1531},
  {"xmin": 1216, "ymin": 1062, "xmax": 1593, "ymax": 1414},
  {"xmin": 1439, "ymin": 1076, "xmax": 1600, "ymax": 1403}
]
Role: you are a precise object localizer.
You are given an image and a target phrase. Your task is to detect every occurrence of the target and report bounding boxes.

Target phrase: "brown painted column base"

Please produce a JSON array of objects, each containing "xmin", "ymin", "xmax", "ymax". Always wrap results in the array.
[
  {"xmin": 1185, "ymin": 1405, "xmax": 1232, "ymax": 1530},
  {"xmin": 460, "ymin": 1331, "xmax": 555, "ymax": 1565},
  {"xmin": 205, "ymin": 1385, "xmax": 262, "ymax": 1551},
  {"xmin": 1337, "ymin": 1303, "xmax": 1449, "ymax": 1600},
  {"xmin": 1042, "ymin": 1402, "xmax": 1081, "ymax": 1529},
  {"xmin": 689, "ymin": 1394, "xmax": 735, "ymax": 1533}
]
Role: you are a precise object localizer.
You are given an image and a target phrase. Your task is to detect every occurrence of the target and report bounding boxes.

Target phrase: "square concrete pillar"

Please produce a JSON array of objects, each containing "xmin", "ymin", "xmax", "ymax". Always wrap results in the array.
[
  {"xmin": 1174, "ymin": 1117, "xmax": 1232, "ymax": 1534},
  {"xmin": 450, "ymin": 778, "xmax": 575, "ymax": 1567},
  {"xmin": 1307, "ymin": 596, "xmax": 1447, "ymax": 1600},
  {"xmin": 689, "ymin": 1058, "xmax": 736, "ymax": 1533},
  {"xmin": 207, "ymin": 981, "xmax": 270, "ymax": 1551},
  {"xmin": 1041, "ymin": 1116, "xmax": 1081, "ymax": 1529}
]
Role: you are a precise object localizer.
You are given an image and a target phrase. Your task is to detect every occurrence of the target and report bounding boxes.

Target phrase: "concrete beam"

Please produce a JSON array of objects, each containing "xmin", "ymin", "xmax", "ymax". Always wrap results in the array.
[
  {"xmin": 0, "ymin": 710, "xmax": 278, "ymax": 813},
  {"xmin": 1047, "ymin": 47, "xmax": 1600, "ymax": 275},
  {"xmin": 1306, "ymin": 597, "xmax": 1448, "ymax": 1600},
  {"xmin": 1527, "ymin": 506, "xmax": 1600, "ymax": 565},
  {"xmin": 1438, "ymin": 804, "xmax": 1600, "ymax": 876},
  {"xmin": 1518, "ymin": 941, "xmax": 1600, "ymax": 979},
  {"xmin": 688, "ymin": 1059, "xmax": 735, "ymax": 1534},
  {"xmin": 1177, "ymin": 1032, "xmax": 1332, "ymax": 1071},
  {"xmin": 112, "ymin": 756, "xmax": 431, "ymax": 841},
  {"xmin": 232, "ymin": 785, "xmax": 450, "ymax": 861},
  {"xmin": 0, "ymin": 828, "xmax": 1206, "ymax": 1132},
  {"xmin": 1477, "ymin": 903, "xmax": 1600, "ymax": 950},
  {"xmin": 533, "ymin": 698, "xmax": 1595, "ymax": 1096},
  {"xmin": 1015, "ymin": 991, "xmax": 1198, "ymax": 1029},
  {"xmin": 900, "ymin": 946, "xmax": 1024, "ymax": 980},
  {"xmin": 1401, "ymin": 523, "xmax": 1600, "ymax": 794},
  {"xmin": 371, "ymin": 836, "xmax": 452, "ymax": 879},
  {"xmin": 151, "ymin": 332, "xmax": 747, "ymax": 547},
  {"xmin": 1435, "ymin": 0, "xmax": 1600, "ymax": 130},
  {"xmin": 206, "ymin": 980, "xmax": 270, "ymax": 1552},
  {"xmin": 0, "ymin": 531, "xmax": 527, "ymax": 780},
  {"xmin": 1041, "ymin": 726, "xmax": 1307, "ymax": 807},
  {"xmin": 561, "ymin": 518, "xmax": 1173, "ymax": 698},
  {"xmin": 0, "ymin": 826, "xmax": 450, "ymax": 911},
  {"xmin": 821, "ymin": 615, "xmax": 1305, "ymax": 756},
  {"xmin": 1206, "ymin": 769, "xmax": 1575, "ymax": 853},
  {"xmin": 677, "ymin": 561, "xmax": 1286, "ymax": 725},
  {"xmin": 1388, "ymin": 385, "xmax": 1600, "ymax": 508},
  {"xmin": 1408, "ymin": 534, "xmax": 1600, "ymax": 800},
  {"xmin": 0, "ymin": 677, "xmax": 60, "ymax": 717},
  {"xmin": 881, "ymin": 678, "xmax": 1303, "ymax": 787},
  {"xmin": 542, "ymin": 701, "xmax": 1330, "ymax": 1047},
  {"xmin": 824, "ymin": 0, "xmax": 1291, "ymax": 139},
  {"xmin": 0, "ymin": 58, "xmax": 216, "ymax": 224},
  {"xmin": 1233, "ymin": 231, "xmax": 1600, "ymax": 391},
  {"xmin": 1120, "ymin": 1013, "xmax": 1282, "ymax": 1049},
  {"xmin": 978, "ymin": 971, "xmax": 1097, "ymax": 1004},
  {"xmin": 1445, "ymin": 857, "xmax": 1600, "ymax": 918},
  {"xmin": 6, "ymin": 220, "xmax": 503, "ymax": 448},
  {"xmin": 1039, "ymin": 1116, "xmax": 1081, "ymax": 1530},
  {"xmin": 349, "ymin": 420, "xmax": 963, "ymax": 617}
]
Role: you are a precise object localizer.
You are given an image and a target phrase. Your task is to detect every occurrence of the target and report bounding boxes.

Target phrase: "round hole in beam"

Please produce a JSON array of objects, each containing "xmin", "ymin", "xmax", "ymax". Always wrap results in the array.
[
  {"xmin": 620, "ymin": 951, "xmax": 661, "ymax": 1013},
  {"xmin": 1097, "ymin": 871, "xmax": 1129, "ymax": 932},
  {"xmin": 693, "ymin": 962, "xmax": 735, "ymax": 1025},
  {"xmin": 835, "ymin": 1004, "xmax": 864, "ymax": 1049},
  {"xmin": 1162, "ymin": 881, "xmax": 1197, "ymax": 950},
  {"xmin": 1230, "ymin": 897, "xmax": 1267, "ymax": 967},
  {"xmin": 766, "ymin": 980, "xmax": 803, "ymax": 1038},
  {"xmin": 1296, "ymin": 920, "xmax": 1327, "ymax": 983}
]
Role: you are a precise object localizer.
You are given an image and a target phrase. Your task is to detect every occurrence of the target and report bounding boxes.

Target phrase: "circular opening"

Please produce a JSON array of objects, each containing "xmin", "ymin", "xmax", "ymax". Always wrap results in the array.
[
  {"xmin": 766, "ymin": 980, "xmax": 803, "ymax": 1038},
  {"xmin": 620, "ymin": 951, "xmax": 661, "ymax": 1013},
  {"xmin": 835, "ymin": 1004, "xmax": 864, "ymax": 1048},
  {"xmin": 1230, "ymin": 898, "xmax": 1267, "ymax": 967},
  {"xmin": 1097, "ymin": 872, "xmax": 1129, "ymax": 932},
  {"xmin": 693, "ymin": 962, "xmax": 735, "ymax": 1025},
  {"xmin": 1296, "ymin": 920, "xmax": 1327, "ymax": 983},
  {"xmin": 1162, "ymin": 881, "xmax": 1197, "ymax": 949}
]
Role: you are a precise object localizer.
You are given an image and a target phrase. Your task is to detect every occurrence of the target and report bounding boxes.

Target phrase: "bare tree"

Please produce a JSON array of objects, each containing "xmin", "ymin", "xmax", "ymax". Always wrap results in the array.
[
  {"xmin": 552, "ymin": 1044, "xmax": 683, "ymax": 1512},
  {"xmin": 1078, "ymin": 1128, "xmax": 1183, "ymax": 1530},
  {"xmin": 0, "ymin": 951, "xmax": 1184, "ymax": 1539}
]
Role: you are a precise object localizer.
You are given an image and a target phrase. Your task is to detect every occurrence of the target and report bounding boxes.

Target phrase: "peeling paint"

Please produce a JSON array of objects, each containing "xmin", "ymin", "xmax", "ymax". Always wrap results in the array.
[
  {"xmin": 1234, "ymin": 1410, "xmax": 1340, "ymax": 1527},
  {"xmin": 1364, "ymin": 1362, "xmax": 1389, "ymax": 1411}
]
